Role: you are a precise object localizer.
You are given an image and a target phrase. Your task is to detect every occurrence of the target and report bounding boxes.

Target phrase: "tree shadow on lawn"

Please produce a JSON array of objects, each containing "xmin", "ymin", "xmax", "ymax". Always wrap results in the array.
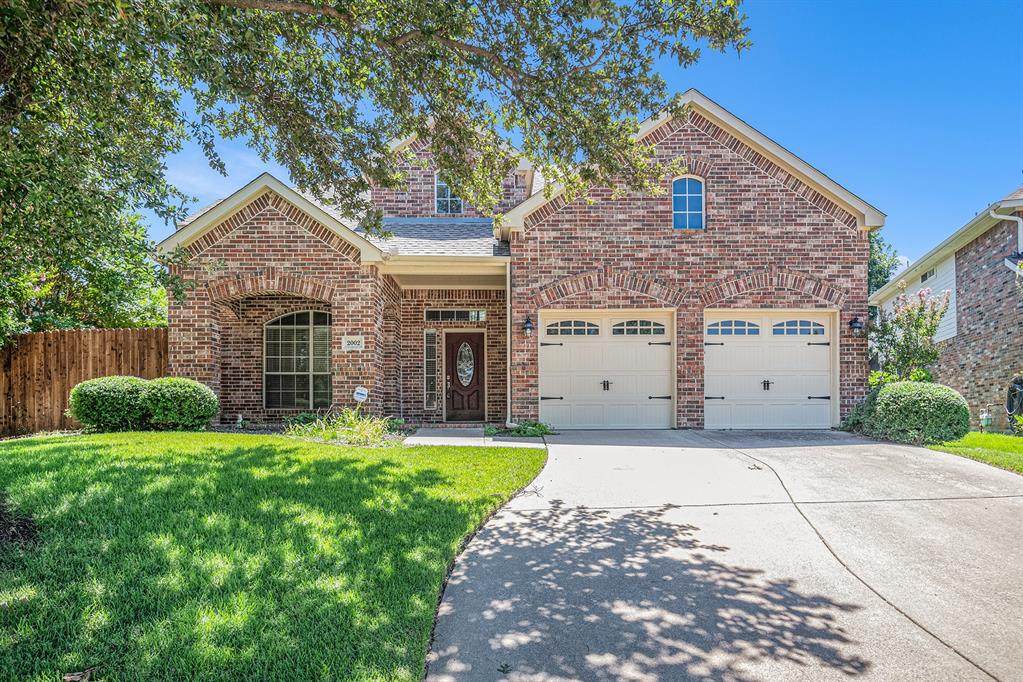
[
  {"xmin": 429, "ymin": 502, "xmax": 870, "ymax": 681},
  {"xmin": 0, "ymin": 434, "xmax": 514, "ymax": 681}
]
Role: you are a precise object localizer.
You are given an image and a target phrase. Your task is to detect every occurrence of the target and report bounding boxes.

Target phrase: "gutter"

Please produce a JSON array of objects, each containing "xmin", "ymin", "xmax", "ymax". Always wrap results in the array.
[
  {"xmin": 505, "ymin": 261, "xmax": 515, "ymax": 428},
  {"xmin": 990, "ymin": 209, "xmax": 1023, "ymax": 275}
]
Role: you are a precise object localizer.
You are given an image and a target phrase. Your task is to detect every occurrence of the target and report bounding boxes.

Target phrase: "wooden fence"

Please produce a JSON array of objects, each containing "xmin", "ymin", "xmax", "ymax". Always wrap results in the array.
[{"xmin": 0, "ymin": 328, "xmax": 168, "ymax": 436}]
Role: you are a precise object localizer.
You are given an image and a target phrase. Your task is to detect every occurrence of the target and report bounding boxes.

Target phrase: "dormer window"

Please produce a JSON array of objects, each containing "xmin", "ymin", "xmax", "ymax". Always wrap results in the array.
[
  {"xmin": 435, "ymin": 175, "xmax": 463, "ymax": 214},
  {"xmin": 672, "ymin": 176, "xmax": 705, "ymax": 230}
]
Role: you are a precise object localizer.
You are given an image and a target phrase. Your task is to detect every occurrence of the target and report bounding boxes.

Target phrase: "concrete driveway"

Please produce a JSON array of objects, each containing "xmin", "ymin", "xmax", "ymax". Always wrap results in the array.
[{"xmin": 426, "ymin": 430, "xmax": 1023, "ymax": 682}]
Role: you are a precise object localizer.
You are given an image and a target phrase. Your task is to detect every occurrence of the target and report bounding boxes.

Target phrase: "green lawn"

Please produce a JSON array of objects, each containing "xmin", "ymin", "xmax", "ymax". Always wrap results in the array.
[
  {"xmin": 0, "ymin": 432, "xmax": 546, "ymax": 681},
  {"xmin": 930, "ymin": 432, "xmax": 1023, "ymax": 475}
]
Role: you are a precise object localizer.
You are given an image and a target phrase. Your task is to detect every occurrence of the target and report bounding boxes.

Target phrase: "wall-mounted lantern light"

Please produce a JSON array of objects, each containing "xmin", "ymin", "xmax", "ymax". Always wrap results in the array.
[
  {"xmin": 523, "ymin": 316, "xmax": 534, "ymax": 337},
  {"xmin": 848, "ymin": 317, "xmax": 865, "ymax": 337}
]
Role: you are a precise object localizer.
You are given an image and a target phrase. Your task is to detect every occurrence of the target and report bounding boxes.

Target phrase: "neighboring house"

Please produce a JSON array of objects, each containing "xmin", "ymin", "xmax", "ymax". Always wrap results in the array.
[
  {"xmin": 159, "ymin": 89, "xmax": 884, "ymax": 430},
  {"xmin": 870, "ymin": 187, "xmax": 1023, "ymax": 428}
]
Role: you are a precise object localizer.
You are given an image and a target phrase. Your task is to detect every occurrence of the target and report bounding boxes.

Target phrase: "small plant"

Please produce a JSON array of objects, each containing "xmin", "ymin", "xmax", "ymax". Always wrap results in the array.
[
  {"xmin": 142, "ymin": 378, "xmax": 219, "ymax": 430},
  {"xmin": 284, "ymin": 408, "xmax": 399, "ymax": 446},
  {"xmin": 483, "ymin": 425, "xmax": 499, "ymax": 437},
  {"xmin": 67, "ymin": 376, "xmax": 149, "ymax": 431},
  {"xmin": 870, "ymin": 282, "xmax": 950, "ymax": 380},
  {"xmin": 283, "ymin": 412, "xmax": 321, "ymax": 428},
  {"xmin": 1014, "ymin": 415, "xmax": 1023, "ymax": 437},
  {"xmin": 501, "ymin": 421, "xmax": 555, "ymax": 437}
]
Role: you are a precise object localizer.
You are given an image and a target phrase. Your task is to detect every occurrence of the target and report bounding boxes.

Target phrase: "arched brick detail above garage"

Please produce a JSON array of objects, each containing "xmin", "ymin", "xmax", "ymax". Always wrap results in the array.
[
  {"xmin": 532, "ymin": 267, "xmax": 690, "ymax": 308},
  {"xmin": 206, "ymin": 267, "xmax": 336, "ymax": 304},
  {"xmin": 701, "ymin": 267, "xmax": 846, "ymax": 307}
]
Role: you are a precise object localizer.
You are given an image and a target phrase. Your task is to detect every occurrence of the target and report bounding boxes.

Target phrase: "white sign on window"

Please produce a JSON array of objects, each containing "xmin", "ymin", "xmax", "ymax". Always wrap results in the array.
[{"xmin": 342, "ymin": 335, "xmax": 365, "ymax": 352}]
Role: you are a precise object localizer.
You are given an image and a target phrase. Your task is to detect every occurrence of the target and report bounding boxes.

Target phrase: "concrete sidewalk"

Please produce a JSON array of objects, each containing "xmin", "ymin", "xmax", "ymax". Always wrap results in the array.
[
  {"xmin": 404, "ymin": 427, "xmax": 545, "ymax": 449},
  {"xmin": 426, "ymin": 430, "xmax": 1023, "ymax": 681}
]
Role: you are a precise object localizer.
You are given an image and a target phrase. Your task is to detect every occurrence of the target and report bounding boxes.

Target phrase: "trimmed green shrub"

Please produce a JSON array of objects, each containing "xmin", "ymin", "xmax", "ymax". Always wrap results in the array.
[
  {"xmin": 68, "ymin": 376, "xmax": 149, "ymax": 431},
  {"xmin": 841, "ymin": 386, "xmax": 880, "ymax": 434},
  {"xmin": 869, "ymin": 381, "xmax": 970, "ymax": 445},
  {"xmin": 141, "ymin": 378, "xmax": 219, "ymax": 430}
]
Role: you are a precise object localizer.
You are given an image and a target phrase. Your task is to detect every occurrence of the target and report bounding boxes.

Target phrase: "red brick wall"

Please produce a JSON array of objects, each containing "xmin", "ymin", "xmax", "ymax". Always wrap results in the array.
[
  {"xmin": 398, "ymin": 289, "xmax": 507, "ymax": 424},
  {"xmin": 372, "ymin": 137, "xmax": 529, "ymax": 217},
  {"xmin": 509, "ymin": 112, "xmax": 870, "ymax": 427},
  {"xmin": 933, "ymin": 215, "xmax": 1023, "ymax": 429},
  {"xmin": 169, "ymin": 190, "xmax": 397, "ymax": 421}
]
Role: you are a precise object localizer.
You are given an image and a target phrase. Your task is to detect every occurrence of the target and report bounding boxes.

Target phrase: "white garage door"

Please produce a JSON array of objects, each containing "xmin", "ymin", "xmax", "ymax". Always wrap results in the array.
[
  {"xmin": 704, "ymin": 311, "xmax": 836, "ymax": 429},
  {"xmin": 539, "ymin": 312, "xmax": 674, "ymax": 429}
]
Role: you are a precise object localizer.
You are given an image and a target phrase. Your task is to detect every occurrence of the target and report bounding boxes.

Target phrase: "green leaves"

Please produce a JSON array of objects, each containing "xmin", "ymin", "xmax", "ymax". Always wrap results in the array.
[
  {"xmin": 1, "ymin": 0, "xmax": 749, "ymax": 346},
  {"xmin": 870, "ymin": 282, "xmax": 951, "ymax": 381}
]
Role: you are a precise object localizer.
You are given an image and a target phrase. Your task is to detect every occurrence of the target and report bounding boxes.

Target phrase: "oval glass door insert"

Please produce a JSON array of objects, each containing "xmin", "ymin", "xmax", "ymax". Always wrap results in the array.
[{"xmin": 456, "ymin": 342, "xmax": 474, "ymax": 386}]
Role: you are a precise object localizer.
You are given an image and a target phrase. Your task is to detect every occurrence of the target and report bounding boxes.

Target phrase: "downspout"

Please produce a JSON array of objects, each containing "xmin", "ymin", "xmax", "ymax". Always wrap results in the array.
[
  {"xmin": 506, "ymin": 260, "xmax": 515, "ymax": 427},
  {"xmin": 989, "ymin": 209, "xmax": 1023, "ymax": 274}
]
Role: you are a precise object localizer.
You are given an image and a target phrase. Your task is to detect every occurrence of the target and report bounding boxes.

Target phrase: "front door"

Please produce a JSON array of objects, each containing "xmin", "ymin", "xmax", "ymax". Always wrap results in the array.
[{"xmin": 445, "ymin": 332, "xmax": 485, "ymax": 421}]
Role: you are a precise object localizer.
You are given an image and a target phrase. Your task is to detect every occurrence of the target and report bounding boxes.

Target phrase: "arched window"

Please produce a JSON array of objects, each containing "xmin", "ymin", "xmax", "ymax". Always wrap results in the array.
[
  {"xmin": 612, "ymin": 320, "xmax": 666, "ymax": 335},
  {"xmin": 706, "ymin": 320, "xmax": 759, "ymax": 336},
  {"xmin": 772, "ymin": 319, "xmax": 825, "ymax": 336},
  {"xmin": 264, "ymin": 311, "xmax": 332, "ymax": 409},
  {"xmin": 546, "ymin": 320, "xmax": 599, "ymax": 336},
  {"xmin": 672, "ymin": 176, "xmax": 704, "ymax": 230}
]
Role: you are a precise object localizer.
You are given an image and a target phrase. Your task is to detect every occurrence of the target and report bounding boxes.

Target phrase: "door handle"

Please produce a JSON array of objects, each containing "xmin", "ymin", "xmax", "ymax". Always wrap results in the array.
[
  {"xmin": 762, "ymin": 379, "xmax": 773, "ymax": 391},
  {"xmin": 601, "ymin": 379, "xmax": 613, "ymax": 391},
  {"xmin": 445, "ymin": 374, "xmax": 452, "ymax": 398}
]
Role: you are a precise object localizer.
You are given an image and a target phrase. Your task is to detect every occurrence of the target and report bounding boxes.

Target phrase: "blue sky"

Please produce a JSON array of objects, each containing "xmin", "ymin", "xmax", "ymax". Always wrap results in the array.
[{"xmin": 147, "ymin": 0, "xmax": 1023, "ymax": 265}]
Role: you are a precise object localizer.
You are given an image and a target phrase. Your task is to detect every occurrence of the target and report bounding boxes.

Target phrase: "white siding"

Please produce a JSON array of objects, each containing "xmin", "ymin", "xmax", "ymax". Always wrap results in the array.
[{"xmin": 879, "ymin": 255, "xmax": 957, "ymax": 341}]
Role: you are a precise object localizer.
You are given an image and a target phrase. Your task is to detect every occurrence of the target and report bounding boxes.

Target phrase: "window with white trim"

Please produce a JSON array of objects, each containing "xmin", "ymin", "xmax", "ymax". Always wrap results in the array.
[
  {"xmin": 546, "ymin": 320, "xmax": 599, "ymax": 336},
  {"xmin": 264, "ymin": 311, "xmax": 332, "ymax": 409},
  {"xmin": 612, "ymin": 320, "xmax": 666, "ymax": 335},
  {"xmin": 424, "ymin": 330, "xmax": 438, "ymax": 409},
  {"xmin": 672, "ymin": 176, "xmax": 704, "ymax": 230},
  {"xmin": 706, "ymin": 320, "xmax": 759, "ymax": 336},
  {"xmin": 772, "ymin": 319, "xmax": 825, "ymax": 336},
  {"xmin": 920, "ymin": 268, "xmax": 935, "ymax": 283},
  {"xmin": 435, "ymin": 176, "xmax": 463, "ymax": 214},
  {"xmin": 425, "ymin": 309, "xmax": 486, "ymax": 322}
]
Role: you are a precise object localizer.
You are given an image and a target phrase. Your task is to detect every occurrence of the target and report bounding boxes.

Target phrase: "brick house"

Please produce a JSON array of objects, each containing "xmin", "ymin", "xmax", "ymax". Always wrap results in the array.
[
  {"xmin": 159, "ymin": 90, "xmax": 884, "ymax": 430},
  {"xmin": 870, "ymin": 187, "xmax": 1023, "ymax": 429}
]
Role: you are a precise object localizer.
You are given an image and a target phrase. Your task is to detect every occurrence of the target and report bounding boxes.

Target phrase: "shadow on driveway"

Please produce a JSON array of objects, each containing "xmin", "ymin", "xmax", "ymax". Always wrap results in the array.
[{"xmin": 427, "ymin": 501, "xmax": 868, "ymax": 681}]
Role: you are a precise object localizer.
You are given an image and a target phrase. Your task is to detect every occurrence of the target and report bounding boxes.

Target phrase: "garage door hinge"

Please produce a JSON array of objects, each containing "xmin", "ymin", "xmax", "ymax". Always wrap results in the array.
[
  {"xmin": 807, "ymin": 341, "xmax": 830, "ymax": 346},
  {"xmin": 648, "ymin": 341, "xmax": 672, "ymax": 346},
  {"xmin": 704, "ymin": 342, "xmax": 724, "ymax": 346},
  {"xmin": 648, "ymin": 395, "xmax": 672, "ymax": 400},
  {"xmin": 807, "ymin": 395, "xmax": 831, "ymax": 400},
  {"xmin": 540, "ymin": 342, "xmax": 563, "ymax": 347},
  {"xmin": 705, "ymin": 396, "xmax": 725, "ymax": 400},
  {"xmin": 540, "ymin": 396, "xmax": 564, "ymax": 400}
]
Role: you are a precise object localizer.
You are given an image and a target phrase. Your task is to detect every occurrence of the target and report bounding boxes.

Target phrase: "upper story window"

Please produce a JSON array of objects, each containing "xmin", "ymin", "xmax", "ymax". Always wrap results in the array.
[
  {"xmin": 435, "ymin": 175, "xmax": 463, "ymax": 214},
  {"xmin": 920, "ymin": 268, "xmax": 935, "ymax": 283},
  {"xmin": 672, "ymin": 176, "xmax": 704, "ymax": 230}
]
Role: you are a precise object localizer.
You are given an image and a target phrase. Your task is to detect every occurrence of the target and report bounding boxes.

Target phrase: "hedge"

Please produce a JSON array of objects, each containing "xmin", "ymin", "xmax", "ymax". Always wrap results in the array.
[
  {"xmin": 844, "ymin": 380, "xmax": 970, "ymax": 445},
  {"xmin": 68, "ymin": 376, "xmax": 219, "ymax": 432}
]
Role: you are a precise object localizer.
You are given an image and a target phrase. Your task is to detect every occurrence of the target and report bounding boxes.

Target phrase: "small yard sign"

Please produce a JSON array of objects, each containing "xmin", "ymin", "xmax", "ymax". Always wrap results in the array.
[
  {"xmin": 352, "ymin": 386, "xmax": 369, "ymax": 403},
  {"xmin": 342, "ymin": 335, "xmax": 365, "ymax": 352}
]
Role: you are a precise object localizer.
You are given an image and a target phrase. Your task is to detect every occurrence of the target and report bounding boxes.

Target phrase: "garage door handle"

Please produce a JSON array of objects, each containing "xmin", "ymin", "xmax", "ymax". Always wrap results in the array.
[
  {"xmin": 540, "ymin": 396, "xmax": 564, "ymax": 400},
  {"xmin": 540, "ymin": 342, "xmax": 563, "ymax": 347},
  {"xmin": 705, "ymin": 396, "xmax": 725, "ymax": 400},
  {"xmin": 807, "ymin": 342, "xmax": 830, "ymax": 346},
  {"xmin": 648, "ymin": 341, "xmax": 672, "ymax": 346},
  {"xmin": 704, "ymin": 342, "xmax": 724, "ymax": 346},
  {"xmin": 808, "ymin": 395, "xmax": 831, "ymax": 400},
  {"xmin": 648, "ymin": 395, "xmax": 671, "ymax": 400}
]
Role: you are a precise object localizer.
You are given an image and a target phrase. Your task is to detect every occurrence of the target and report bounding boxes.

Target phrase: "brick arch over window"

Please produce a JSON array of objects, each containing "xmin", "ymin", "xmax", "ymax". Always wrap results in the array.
[
  {"xmin": 701, "ymin": 267, "xmax": 846, "ymax": 307},
  {"xmin": 206, "ymin": 267, "xmax": 336, "ymax": 304},
  {"xmin": 532, "ymin": 267, "xmax": 690, "ymax": 308}
]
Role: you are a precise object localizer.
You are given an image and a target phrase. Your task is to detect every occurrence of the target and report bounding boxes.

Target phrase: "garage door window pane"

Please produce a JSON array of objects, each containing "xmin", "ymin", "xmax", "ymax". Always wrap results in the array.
[
  {"xmin": 772, "ymin": 320, "xmax": 825, "ymax": 336},
  {"xmin": 546, "ymin": 320, "xmax": 599, "ymax": 336},
  {"xmin": 613, "ymin": 320, "xmax": 666, "ymax": 336},
  {"xmin": 706, "ymin": 320, "xmax": 760, "ymax": 336}
]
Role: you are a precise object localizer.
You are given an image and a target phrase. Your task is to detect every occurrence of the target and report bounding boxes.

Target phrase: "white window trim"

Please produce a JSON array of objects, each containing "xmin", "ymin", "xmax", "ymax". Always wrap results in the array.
[
  {"xmin": 671, "ymin": 174, "xmax": 706, "ymax": 230},
  {"xmin": 435, "ymin": 173, "xmax": 463, "ymax": 215}
]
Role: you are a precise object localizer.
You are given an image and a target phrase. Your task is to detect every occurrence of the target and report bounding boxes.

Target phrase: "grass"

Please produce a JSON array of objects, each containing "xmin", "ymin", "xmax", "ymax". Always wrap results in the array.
[
  {"xmin": 0, "ymin": 432, "xmax": 546, "ymax": 681},
  {"xmin": 930, "ymin": 432, "xmax": 1023, "ymax": 475}
]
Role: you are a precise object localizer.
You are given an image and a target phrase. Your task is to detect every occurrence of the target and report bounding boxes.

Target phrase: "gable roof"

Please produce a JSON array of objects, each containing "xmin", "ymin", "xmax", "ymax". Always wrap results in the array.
[
  {"xmin": 500, "ymin": 89, "xmax": 886, "ymax": 233},
  {"xmin": 869, "ymin": 186, "xmax": 1023, "ymax": 305},
  {"xmin": 158, "ymin": 173, "xmax": 383, "ymax": 261}
]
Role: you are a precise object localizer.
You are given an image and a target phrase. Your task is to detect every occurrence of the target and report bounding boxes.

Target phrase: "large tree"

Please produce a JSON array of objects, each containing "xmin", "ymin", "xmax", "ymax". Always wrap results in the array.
[
  {"xmin": 869, "ymin": 230, "xmax": 902, "ymax": 295},
  {"xmin": 0, "ymin": 0, "xmax": 749, "ymax": 346}
]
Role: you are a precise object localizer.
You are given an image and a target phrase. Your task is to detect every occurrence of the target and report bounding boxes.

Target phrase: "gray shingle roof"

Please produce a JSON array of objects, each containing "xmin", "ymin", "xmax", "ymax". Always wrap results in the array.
[{"xmin": 363, "ymin": 218, "xmax": 508, "ymax": 257}]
